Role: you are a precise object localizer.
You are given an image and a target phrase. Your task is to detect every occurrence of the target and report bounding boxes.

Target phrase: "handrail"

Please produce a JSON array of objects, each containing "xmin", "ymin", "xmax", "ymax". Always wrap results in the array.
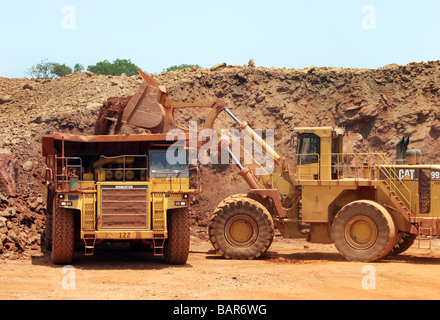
[
  {"xmin": 99, "ymin": 155, "xmax": 148, "ymax": 182},
  {"xmin": 55, "ymin": 156, "xmax": 83, "ymax": 191},
  {"xmin": 294, "ymin": 152, "xmax": 413, "ymax": 217},
  {"xmin": 376, "ymin": 153, "xmax": 413, "ymax": 216}
]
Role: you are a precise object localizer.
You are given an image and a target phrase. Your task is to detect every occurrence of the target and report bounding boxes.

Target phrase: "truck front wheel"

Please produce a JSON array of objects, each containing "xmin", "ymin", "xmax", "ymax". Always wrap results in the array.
[
  {"xmin": 164, "ymin": 208, "xmax": 190, "ymax": 265},
  {"xmin": 51, "ymin": 208, "xmax": 75, "ymax": 265}
]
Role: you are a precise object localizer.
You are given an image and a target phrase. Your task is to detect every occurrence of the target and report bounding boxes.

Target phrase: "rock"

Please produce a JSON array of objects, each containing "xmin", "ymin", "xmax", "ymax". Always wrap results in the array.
[
  {"xmin": 248, "ymin": 59, "xmax": 255, "ymax": 67},
  {"xmin": 255, "ymin": 94, "xmax": 266, "ymax": 104},
  {"xmin": 0, "ymin": 95, "xmax": 12, "ymax": 105},
  {"xmin": 383, "ymin": 63, "xmax": 400, "ymax": 70},
  {"xmin": 22, "ymin": 160, "xmax": 34, "ymax": 172},
  {"xmin": 30, "ymin": 116, "xmax": 43, "ymax": 124},
  {"xmin": 23, "ymin": 83, "xmax": 33, "ymax": 90},
  {"xmin": 29, "ymin": 200, "xmax": 40, "ymax": 211},
  {"xmin": 20, "ymin": 213, "xmax": 34, "ymax": 226},
  {"xmin": 0, "ymin": 217, "xmax": 7, "ymax": 228},
  {"xmin": 431, "ymin": 119, "xmax": 440, "ymax": 132},
  {"xmin": 210, "ymin": 63, "xmax": 227, "ymax": 72},
  {"xmin": 27, "ymin": 233, "xmax": 41, "ymax": 245},
  {"xmin": 5, "ymin": 231, "xmax": 19, "ymax": 251},
  {"xmin": 0, "ymin": 208, "xmax": 15, "ymax": 218},
  {"xmin": 0, "ymin": 155, "xmax": 18, "ymax": 196},
  {"xmin": 86, "ymin": 102, "xmax": 103, "ymax": 112},
  {"xmin": 0, "ymin": 193, "xmax": 7, "ymax": 204}
]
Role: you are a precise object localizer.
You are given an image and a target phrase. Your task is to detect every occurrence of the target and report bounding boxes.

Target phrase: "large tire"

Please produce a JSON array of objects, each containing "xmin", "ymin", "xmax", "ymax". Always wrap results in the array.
[
  {"xmin": 51, "ymin": 208, "xmax": 75, "ymax": 265},
  {"xmin": 209, "ymin": 195, "xmax": 274, "ymax": 260},
  {"xmin": 389, "ymin": 232, "xmax": 417, "ymax": 256},
  {"xmin": 164, "ymin": 208, "xmax": 190, "ymax": 265},
  {"xmin": 332, "ymin": 200, "xmax": 397, "ymax": 262},
  {"xmin": 44, "ymin": 188, "xmax": 55, "ymax": 250}
]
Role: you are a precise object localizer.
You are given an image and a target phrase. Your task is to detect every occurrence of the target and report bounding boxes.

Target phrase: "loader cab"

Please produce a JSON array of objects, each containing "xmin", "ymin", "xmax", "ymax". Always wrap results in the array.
[{"xmin": 293, "ymin": 127, "xmax": 344, "ymax": 180}]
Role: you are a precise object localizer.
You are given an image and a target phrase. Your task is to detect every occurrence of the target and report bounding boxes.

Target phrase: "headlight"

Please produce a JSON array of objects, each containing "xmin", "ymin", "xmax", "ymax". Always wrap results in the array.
[
  {"xmin": 58, "ymin": 194, "xmax": 65, "ymax": 199},
  {"xmin": 174, "ymin": 201, "xmax": 186, "ymax": 206},
  {"xmin": 61, "ymin": 201, "xmax": 72, "ymax": 206}
]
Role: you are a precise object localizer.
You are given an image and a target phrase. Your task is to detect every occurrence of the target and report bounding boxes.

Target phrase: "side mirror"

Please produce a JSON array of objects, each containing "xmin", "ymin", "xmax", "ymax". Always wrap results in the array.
[{"xmin": 290, "ymin": 132, "xmax": 296, "ymax": 148}]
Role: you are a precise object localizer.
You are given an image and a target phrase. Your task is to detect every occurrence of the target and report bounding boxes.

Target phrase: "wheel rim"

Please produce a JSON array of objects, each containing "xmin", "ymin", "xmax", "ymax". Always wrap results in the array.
[
  {"xmin": 344, "ymin": 215, "xmax": 378, "ymax": 250},
  {"xmin": 225, "ymin": 215, "xmax": 258, "ymax": 247}
]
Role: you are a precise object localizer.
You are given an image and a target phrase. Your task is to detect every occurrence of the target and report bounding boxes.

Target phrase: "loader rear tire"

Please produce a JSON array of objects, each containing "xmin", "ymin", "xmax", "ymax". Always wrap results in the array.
[
  {"xmin": 164, "ymin": 208, "xmax": 190, "ymax": 265},
  {"xmin": 332, "ymin": 200, "xmax": 397, "ymax": 262},
  {"xmin": 51, "ymin": 208, "xmax": 75, "ymax": 265},
  {"xmin": 209, "ymin": 195, "xmax": 274, "ymax": 260},
  {"xmin": 389, "ymin": 232, "xmax": 417, "ymax": 256}
]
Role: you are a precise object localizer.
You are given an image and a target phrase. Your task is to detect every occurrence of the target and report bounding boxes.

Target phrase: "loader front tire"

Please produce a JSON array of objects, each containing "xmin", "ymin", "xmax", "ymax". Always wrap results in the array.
[
  {"xmin": 209, "ymin": 195, "xmax": 274, "ymax": 260},
  {"xmin": 51, "ymin": 208, "xmax": 75, "ymax": 265},
  {"xmin": 332, "ymin": 200, "xmax": 397, "ymax": 262}
]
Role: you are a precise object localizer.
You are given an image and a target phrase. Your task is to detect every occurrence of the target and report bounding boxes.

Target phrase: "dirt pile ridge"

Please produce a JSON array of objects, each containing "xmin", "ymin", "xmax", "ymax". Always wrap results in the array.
[{"xmin": 1, "ymin": 60, "xmax": 440, "ymax": 259}]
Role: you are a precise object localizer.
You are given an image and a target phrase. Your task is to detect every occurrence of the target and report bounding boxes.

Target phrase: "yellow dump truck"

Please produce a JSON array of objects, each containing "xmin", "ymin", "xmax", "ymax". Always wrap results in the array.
[{"xmin": 42, "ymin": 133, "xmax": 199, "ymax": 265}]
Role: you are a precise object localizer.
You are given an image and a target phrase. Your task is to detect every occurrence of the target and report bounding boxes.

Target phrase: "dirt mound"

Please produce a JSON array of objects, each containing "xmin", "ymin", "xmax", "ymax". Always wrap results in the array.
[
  {"xmin": 1, "ymin": 60, "xmax": 440, "ymax": 259},
  {"xmin": 94, "ymin": 96, "xmax": 131, "ymax": 135}
]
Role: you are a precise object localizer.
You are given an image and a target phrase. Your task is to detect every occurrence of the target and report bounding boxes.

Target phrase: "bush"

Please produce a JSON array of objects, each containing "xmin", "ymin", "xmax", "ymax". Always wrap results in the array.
[
  {"xmin": 164, "ymin": 64, "xmax": 200, "ymax": 72},
  {"xmin": 87, "ymin": 59, "xmax": 139, "ymax": 76},
  {"xmin": 27, "ymin": 59, "xmax": 80, "ymax": 79}
]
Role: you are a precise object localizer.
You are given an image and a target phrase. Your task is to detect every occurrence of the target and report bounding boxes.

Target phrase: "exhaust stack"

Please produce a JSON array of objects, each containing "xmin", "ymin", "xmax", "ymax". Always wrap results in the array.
[{"xmin": 396, "ymin": 137, "xmax": 409, "ymax": 165}]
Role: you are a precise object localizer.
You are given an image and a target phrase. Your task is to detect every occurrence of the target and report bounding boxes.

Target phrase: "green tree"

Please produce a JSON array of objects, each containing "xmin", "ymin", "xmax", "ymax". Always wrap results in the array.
[
  {"xmin": 164, "ymin": 64, "xmax": 200, "ymax": 72},
  {"xmin": 74, "ymin": 63, "xmax": 85, "ymax": 73},
  {"xmin": 27, "ymin": 59, "xmax": 55, "ymax": 79},
  {"xmin": 51, "ymin": 63, "xmax": 73, "ymax": 77},
  {"xmin": 87, "ymin": 59, "xmax": 139, "ymax": 76}
]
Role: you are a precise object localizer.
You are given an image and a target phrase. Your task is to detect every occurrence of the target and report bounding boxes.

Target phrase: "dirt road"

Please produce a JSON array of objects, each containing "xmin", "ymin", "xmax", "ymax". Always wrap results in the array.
[{"xmin": 1, "ymin": 230, "xmax": 440, "ymax": 301}]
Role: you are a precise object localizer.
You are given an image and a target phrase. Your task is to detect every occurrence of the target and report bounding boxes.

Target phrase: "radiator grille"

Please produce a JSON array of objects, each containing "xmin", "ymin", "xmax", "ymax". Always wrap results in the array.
[{"xmin": 100, "ymin": 185, "xmax": 148, "ymax": 229}]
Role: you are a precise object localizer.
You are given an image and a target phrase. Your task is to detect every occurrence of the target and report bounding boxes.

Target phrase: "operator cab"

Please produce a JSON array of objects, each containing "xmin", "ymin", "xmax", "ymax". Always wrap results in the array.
[
  {"xmin": 293, "ymin": 127, "xmax": 345, "ymax": 180},
  {"xmin": 149, "ymin": 149, "xmax": 189, "ymax": 179}
]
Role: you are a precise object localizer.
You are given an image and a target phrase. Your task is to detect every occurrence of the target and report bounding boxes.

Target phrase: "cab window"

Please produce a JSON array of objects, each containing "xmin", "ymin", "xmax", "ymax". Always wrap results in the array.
[
  {"xmin": 297, "ymin": 133, "xmax": 320, "ymax": 164},
  {"xmin": 149, "ymin": 150, "xmax": 189, "ymax": 178}
]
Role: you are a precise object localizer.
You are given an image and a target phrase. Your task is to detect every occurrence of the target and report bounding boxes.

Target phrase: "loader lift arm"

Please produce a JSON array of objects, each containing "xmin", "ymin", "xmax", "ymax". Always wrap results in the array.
[{"xmin": 216, "ymin": 107, "xmax": 295, "ymax": 219}]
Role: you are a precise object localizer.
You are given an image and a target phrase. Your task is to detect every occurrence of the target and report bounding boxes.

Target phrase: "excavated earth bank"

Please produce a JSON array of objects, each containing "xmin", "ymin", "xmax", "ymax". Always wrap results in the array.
[{"xmin": 0, "ymin": 61, "xmax": 440, "ymax": 259}]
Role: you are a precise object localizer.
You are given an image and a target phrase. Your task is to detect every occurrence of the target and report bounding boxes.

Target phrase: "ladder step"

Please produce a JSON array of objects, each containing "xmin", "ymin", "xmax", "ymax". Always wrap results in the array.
[
  {"xmin": 153, "ymin": 236, "xmax": 166, "ymax": 256},
  {"xmin": 418, "ymin": 227, "xmax": 433, "ymax": 249},
  {"xmin": 83, "ymin": 237, "xmax": 96, "ymax": 256}
]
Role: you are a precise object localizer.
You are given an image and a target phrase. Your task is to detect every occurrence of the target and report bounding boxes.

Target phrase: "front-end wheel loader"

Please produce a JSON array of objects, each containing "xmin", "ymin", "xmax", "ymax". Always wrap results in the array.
[{"xmin": 205, "ymin": 108, "xmax": 440, "ymax": 262}]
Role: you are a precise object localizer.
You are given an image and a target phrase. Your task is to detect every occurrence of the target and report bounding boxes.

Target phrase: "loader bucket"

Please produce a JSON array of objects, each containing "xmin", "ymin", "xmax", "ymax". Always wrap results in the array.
[{"xmin": 121, "ymin": 69, "xmax": 174, "ymax": 133}]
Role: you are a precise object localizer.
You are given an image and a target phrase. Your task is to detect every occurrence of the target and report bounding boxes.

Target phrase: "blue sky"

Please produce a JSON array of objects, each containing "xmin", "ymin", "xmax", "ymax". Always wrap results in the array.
[{"xmin": 1, "ymin": 0, "xmax": 439, "ymax": 78}]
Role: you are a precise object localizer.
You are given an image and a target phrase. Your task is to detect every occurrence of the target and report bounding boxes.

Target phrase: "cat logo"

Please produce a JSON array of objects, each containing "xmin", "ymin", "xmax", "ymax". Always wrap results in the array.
[{"xmin": 398, "ymin": 169, "xmax": 416, "ymax": 181}]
